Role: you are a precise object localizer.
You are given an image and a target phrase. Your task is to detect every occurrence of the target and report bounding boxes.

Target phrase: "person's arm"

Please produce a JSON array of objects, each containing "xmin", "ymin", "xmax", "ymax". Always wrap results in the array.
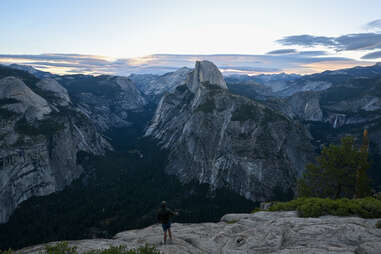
[{"xmin": 169, "ymin": 209, "xmax": 178, "ymax": 216}]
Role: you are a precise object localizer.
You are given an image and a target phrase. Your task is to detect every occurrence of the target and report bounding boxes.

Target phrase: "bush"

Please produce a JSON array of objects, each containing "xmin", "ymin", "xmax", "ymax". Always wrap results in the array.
[
  {"xmin": 0, "ymin": 249, "xmax": 14, "ymax": 254},
  {"xmin": 84, "ymin": 245, "xmax": 161, "ymax": 254},
  {"xmin": 251, "ymin": 208, "xmax": 264, "ymax": 214},
  {"xmin": 45, "ymin": 242, "xmax": 77, "ymax": 254},
  {"xmin": 269, "ymin": 197, "xmax": 381, "ymax": 218},
  {"xmin": 0, "ymin": 243, "xmax": 162, "ymax": 254}
]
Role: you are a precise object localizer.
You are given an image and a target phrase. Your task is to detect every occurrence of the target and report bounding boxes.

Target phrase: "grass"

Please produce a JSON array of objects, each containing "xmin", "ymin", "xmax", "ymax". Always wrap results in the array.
[{"xmin": 269, "ymin": 197, "xmax": 381, "ymax": 218}]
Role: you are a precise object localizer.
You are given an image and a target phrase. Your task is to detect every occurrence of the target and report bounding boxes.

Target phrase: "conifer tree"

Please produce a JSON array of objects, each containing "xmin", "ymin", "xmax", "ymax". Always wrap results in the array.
[
  {"xmin": 354, "ymin": 130, "xmax": 372, "ymax": 198},
  {"xmin": 298, "ymin": 135, "xmax": 371, "ymax": 199}
]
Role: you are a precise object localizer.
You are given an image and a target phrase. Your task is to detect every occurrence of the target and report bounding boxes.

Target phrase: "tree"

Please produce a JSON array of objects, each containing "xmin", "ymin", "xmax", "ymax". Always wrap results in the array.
[
  {"xmin": 354, "ymin": 130, "xmax": 372, "ymax": 198},
  {"xmin": 298, "ymin": 135, "xmax": 371, "ymax": 199}
]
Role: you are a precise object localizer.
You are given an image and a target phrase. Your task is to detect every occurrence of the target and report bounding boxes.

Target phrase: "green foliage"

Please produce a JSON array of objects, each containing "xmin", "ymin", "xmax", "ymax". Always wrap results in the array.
[
  {"xmin": 297, "ymin": 136, "xmax": 371, "ymax": 199},
  {"xmin": 261, "ymin": 108, "xmax": 287, "ymax": 123},
  {"xmin": 0, "ymin": 136, "xmax": 255, "ymax": 250},
  {"xmin": 269, "ymin": 197, "xmax": 381, "ymax": 218},
  {"xmin": 231, "ymin": 104, "xmax": 258, "ymax": 122},
  {"xmin": 60, "ymin": 76, "xmax": 122, "ymax": 98},
  {"xmin": 0, "ymin": 249, "xmax": 14, "ymax": 254},
  {"xmin": 0, "ymin": 65, "xmax": 39, "ymax": 88},
  {"xmin": 195, "ymin": 98, "xmax": 215, "ymax": 113},
  {"xmin": 225, "ymin": 220, "xmax": 239, "ymax": 224},
  {"xmin": 251, "ymin": 208, "xmax": 265, "ymax": 214},
  {"xmin": 0, "ymin": 98, "xmax": 19, "ymax": 106},
  {"xmin": 374, "ymin": 193, "xmax": 381, "ymax": 201},
  {"xmin": 43, "ymin": 242, "xmax": 77, "ymax": 254},
  {"xmin": 0, "ymin": 108, "xmax": 18, "ymax": 119},
  {"xmin": 84, "ymin": 245, "xmax": 161, "ymax": 254},
  {"xmin": 15, "ymin": 117, "xmax": 64, "ymax": 137},
  {"xmin": 1, "ymin": 243, "xmax": 162, "ymax": 254}
]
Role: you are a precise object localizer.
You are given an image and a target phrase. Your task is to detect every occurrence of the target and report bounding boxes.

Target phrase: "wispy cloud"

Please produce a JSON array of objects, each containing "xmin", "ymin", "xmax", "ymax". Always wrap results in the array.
[
  {"xmin": 277, "ymin": 33, "xmax": 381, "ymax": 51},
  {"xmin": 267, "ymin": 49, "xmax": 297, "ymax": 55},
  {"xmin": 361, "ymin": 50, "xmax": 381, "ymax": 59},
  {"xmin": 276, "ymin": 19, "xmax": 381, "ymax": 61},
  {"xmin": 0, "ymin": 52, "xmax": 374, "ymax": 76},
  {"xmin": 365, "ymin": 19, "xmax": 381, "ymax": 30}
]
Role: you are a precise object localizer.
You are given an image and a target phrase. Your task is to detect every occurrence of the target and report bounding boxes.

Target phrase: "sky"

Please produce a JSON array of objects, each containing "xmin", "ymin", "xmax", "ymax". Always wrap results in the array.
[{"xmin": 1, "ymin": 0, "xmax": 381, "ymax": 75}]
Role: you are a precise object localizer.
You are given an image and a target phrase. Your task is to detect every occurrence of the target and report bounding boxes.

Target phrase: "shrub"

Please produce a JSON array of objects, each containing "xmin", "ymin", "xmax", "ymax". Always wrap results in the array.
[
  {"xmin": 44, "ymin": 242, "xmax": 77, "ymax": 254},
  {"xmin": 269, "ymin": 197, "xmax": 381, "ymax": 218},
  {"xmin": 84, "ymin": 245, "xmax": 161, "ymax": 254},
  {"xmin": 251, "ymin": 208, "xmax": 264, "ymax": 214},
  {"xmin": 0, "ymin": 249, "xmax": 14, "ymax": 254},
  {"xmin": 0, "ymin": 243, "xmax": 162, "ymax": 254}
]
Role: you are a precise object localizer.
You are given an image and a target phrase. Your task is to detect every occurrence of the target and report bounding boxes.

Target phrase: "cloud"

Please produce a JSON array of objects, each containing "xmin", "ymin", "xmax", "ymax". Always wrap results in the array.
[
  {"xmin": 277, "ymin": 35, "xmax": 336, "ymax": 48},
  {"xmin": 298, "ymin": 50, "xmax": 328, "ymax": 56},
  {"xmin": 361, "ymin": 50, "xmax": 381, "ymax": 59},
  {"xmin": 0, "ymin": 52, "xmax": 375, "ymax": 76},
  {"xmin": 267, "ymin": 49, "xmax": 297, "ymax": 55},
  {"xmin": 365, "ymin": 19, "xmax": 381, "ymax": 30},
  {"xmin": 277, "ymin": 33, "xmax": 381, "ymax": 51}
]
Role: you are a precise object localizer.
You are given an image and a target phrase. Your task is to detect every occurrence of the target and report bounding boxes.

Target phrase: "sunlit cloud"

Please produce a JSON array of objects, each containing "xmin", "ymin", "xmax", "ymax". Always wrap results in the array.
[
  {"xmin": 298, "ymin": 60, "xmax": 373, "ymax": 74},
  {"xmin": 0, "ymin": 52, "xmax": 376, "ymax": 76}
]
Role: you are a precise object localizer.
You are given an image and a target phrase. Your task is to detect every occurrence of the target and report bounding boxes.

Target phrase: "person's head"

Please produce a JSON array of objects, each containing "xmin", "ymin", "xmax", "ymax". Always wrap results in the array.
[{"xmin": 161, "ymin": 201, "xmax": 167, "ymax": 208}]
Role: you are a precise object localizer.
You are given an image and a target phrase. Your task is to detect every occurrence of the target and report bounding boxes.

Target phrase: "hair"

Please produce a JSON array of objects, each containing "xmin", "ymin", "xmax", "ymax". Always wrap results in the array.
[{"xmin": 161, "ymin": 201, "xmax": 166, "ymax": 208}]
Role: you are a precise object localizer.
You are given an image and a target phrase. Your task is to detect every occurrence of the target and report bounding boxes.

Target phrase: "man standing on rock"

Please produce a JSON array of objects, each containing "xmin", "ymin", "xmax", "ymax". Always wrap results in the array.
[{"xmin": 157, "ymin": 201, "xmax": 178, "ymax": 244}]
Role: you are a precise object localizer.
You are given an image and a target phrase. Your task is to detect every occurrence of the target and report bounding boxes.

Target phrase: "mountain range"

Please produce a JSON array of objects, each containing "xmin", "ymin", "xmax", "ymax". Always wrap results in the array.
[{"xmin": 0, "ymin": 61, "xmax": 380, "ymax": 250}]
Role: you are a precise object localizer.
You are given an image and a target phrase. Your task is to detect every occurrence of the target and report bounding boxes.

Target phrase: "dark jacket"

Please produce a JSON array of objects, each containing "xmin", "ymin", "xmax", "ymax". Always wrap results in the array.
[{"xmin": 157, "ymin": 207, "xmax": 175, "ymax": 224}]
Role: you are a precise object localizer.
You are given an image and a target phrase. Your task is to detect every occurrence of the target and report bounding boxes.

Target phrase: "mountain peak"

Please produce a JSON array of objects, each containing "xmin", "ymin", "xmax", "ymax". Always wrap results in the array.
[{"xmin": 187, "ymin": 60, "xmax": 227, "ymax": 93}]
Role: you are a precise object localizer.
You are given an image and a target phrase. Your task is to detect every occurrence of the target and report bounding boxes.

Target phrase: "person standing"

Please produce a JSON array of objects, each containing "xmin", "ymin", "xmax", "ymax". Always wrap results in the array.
[{"xmin": 157, "ymin": 201, "xmax": 178, "ymax": 244}]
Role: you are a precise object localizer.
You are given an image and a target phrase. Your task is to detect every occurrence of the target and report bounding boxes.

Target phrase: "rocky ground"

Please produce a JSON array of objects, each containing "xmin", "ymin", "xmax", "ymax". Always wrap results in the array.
[{"xmin": 18, "ymin": 211, "xmax": 381, "ymax": 254}]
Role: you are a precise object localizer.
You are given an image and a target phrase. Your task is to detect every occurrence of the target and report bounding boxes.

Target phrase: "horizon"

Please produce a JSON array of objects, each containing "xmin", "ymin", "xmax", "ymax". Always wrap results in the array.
[
  {"xmin": 1, "ymin": 0, "xmax": 381, "ymax": 75},
  {"xmin": 4, "ymin": 56, "xmax": 381, "ymax": 78}
]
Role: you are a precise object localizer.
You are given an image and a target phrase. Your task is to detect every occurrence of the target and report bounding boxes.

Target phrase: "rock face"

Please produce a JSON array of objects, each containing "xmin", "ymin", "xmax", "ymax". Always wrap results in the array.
[
  {"xmin": 0, "ymin": 72, "xmax": 110, "ymax": 223},
  {"xmin": 57, "ymin": 75, "xmax": 147, "ymax": 131},
  {"xmin": 187, "ymin": 61, "xmax": 227, "ymax": 92},
  {"xmin": 0, "ymin": 77, "xmax": 51, "ymax": 120},
  {"xmin": 130, "ymin": 67, "xmax": 191, "ymax": 98},
  {"xmin": 18, "ymin": 211, "xmax": 381, "ymax": 254},
  {"xmin": 8, "ymin": 64, "xmax": 54, "ymax": 79},
  {"xmin": 284, "ymin": 91, "xmax": 323, "ymax": 121},
  {"xmin": 146, "ymin": 61, "xmax": 314, "ymax": 201},
  {"xmin": 35, "ymin": 78, "xmax": 71, "ymax": 106}
]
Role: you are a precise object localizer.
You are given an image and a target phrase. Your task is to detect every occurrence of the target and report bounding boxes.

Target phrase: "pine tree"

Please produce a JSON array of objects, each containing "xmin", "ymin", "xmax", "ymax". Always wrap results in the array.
[
  {"xmin": 298, "ymin": 135, "xmax": 371, "ymax": 199},
  {"xmin": 354, "ymin": 130, "xmax": 372, "ymax": 198}
]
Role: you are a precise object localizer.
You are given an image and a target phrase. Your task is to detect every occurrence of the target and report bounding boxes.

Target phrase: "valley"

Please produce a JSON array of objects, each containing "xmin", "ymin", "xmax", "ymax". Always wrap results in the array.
[{"xmin": 0, "ymin": 61, "xmax": 381, "ymax": 250}]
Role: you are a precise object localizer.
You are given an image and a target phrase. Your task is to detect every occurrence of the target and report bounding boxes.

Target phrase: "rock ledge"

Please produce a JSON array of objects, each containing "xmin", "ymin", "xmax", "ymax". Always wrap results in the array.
[{"xmin": 18, "ymin": 211, "xmax": 381, "ymax": 254}]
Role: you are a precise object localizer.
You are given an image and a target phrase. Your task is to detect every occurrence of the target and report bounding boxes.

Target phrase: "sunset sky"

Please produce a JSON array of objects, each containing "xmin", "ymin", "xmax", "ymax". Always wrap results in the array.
[{"xmin": 1, "ymin": 0, "xmax": 381, "ymax": 75}]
